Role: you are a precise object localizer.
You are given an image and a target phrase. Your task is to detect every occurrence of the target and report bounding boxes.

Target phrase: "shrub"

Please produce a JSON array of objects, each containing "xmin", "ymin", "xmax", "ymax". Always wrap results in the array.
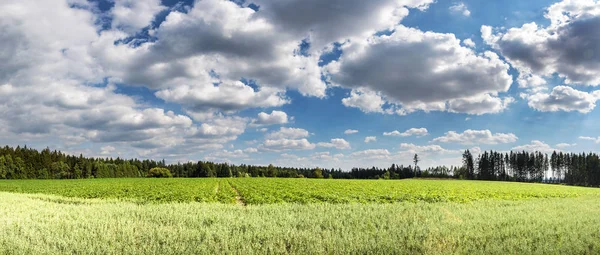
[{"xmin": 147, "ymin": 168, "xmax": 172, "ymax": 178}]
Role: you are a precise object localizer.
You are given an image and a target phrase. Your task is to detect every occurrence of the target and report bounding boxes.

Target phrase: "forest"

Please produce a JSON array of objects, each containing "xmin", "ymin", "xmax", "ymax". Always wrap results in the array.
[{"xmin": 0, "ymin": 145, "xmax": 599, "ymax": 187}]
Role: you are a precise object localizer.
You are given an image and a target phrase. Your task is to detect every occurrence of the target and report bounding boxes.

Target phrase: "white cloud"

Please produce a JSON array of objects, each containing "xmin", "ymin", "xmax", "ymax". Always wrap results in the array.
[
  {"xmin": 524, "ymin": 86, "xmax": 600, "ymax": 113},
  {"xmin": 556, "ymin": 143, "xmax": 576, "ymax": 148},
  {"xmin": 205, "ymin": 149, "xmax": 250, "ymax": 161},
  {"xmin": 350, "ymin": 149, "xmax": 391, "ymax": 160},
  {"xmin": 244, "ymin": 147, "xmax": 258, "ymax": 153},
  {"xmin": 252, "ymin": 110, "xmax": 289, "ymax": 126},
  {"xmin": 111, "ymin": 0, "xmax": 166, "ymax": 33},
  {"xmin": 449, "ymin": 2, "xmax": 471, "ymax": 16},
  {"xmin": 512, "ymin": 140, "xmax": 559, "ymax": 153},
  {"xmin": 259, "ymin": 138, "xmax": 316, "ymax": 152},
  {"xmin": 482, "ymin": 0, "xmax": 600, "ymax": 112},
  {"xmin": 399, "ymin": 143, "xmax": 458, "ymax": 154},
  {"xmin": 463, "ymin": 38, "xmax": 475, "ymax": 48},
  {"xmin": 432, "ymin": 129, "xmax": 518, "ymax": 145},
  {"xmin": 311, "ymin": 152, "xmax": 344, "ymax": 161},
  {"xmin": 155, "ymin": 82, "xmax": 289, "ymax": 117},
  {"xmin": 341, "ymin": 89, "xmax": 386, "ymax": 113},
  {"xmin": 383, "ymin": 128, "xmax": 429, "ymax": 137},
  {"xmin": 448, "ymin": 95, "xmax": 515, "ymax": 115},
  {"xmin": 364, "ymin": 136, "xmax": 377, "ymax": 143},
  {"xmin": 100, "ymin": 146, "xmax": 116, "ymax": 155},
  {"xmin": 266, "ymin": 127, "xmax": 310, "ymax": 139},
  {"xmin": 579, "ymin": 136, "xmax": 600, "ymax": 143},
  {"xmin": 326, "ymin": 25, "xmax": 512, "ymax": 115},
  {"xmin": 251, "ymin": 0, "xmax": 434, "ymax": 51},
  {"xmin": 317, "ymin": 138, "xmax": 351, "ymax": 150},
  {"xmin": 344, "ymin": 129, "xmax": 359, "ymax": 135}
]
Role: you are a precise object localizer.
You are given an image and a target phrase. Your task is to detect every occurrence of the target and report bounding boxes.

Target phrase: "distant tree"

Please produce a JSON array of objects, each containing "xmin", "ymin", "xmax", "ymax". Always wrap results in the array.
[
  {"xmin": 413, "ymin": 154, "xmax": 420, "ymax": 177},
  {"xmin": 313, "ymin": 167, "xmax": 323, "ymax": 178},
  {"xmin": 267, "ymin": 164, "xmax": 277, "ymax": 177},
  {"xmin": 147, "ymin": 167, "xmax": 172, "ymax": 178},
  {"xmin": 50, "ymin": 161, "xmax": 71, "ymax": 179},
  {"xmin": 462, "ymin": 150, "xmax": 475, "ymax": 179}
]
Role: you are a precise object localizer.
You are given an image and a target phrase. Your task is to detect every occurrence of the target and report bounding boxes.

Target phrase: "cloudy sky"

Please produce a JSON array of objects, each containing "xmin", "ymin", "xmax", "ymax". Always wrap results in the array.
[{"xmin": 1, "ymin": 0, "xmax": 600, "ymax": 169}]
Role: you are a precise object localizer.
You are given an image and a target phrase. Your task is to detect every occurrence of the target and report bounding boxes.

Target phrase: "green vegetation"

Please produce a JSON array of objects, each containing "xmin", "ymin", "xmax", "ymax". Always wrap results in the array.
[
  {"xmin": 0, "ymin": 178, "xmax": 236, "ymax": 203},
  {"xmin": 4, "ymin": 145, "xmax": 600, "ymax": 190},
  {"xmin": 230, "ymin": 178, "xmax": 599, "ymax": 204},
  {"xmin": 2, "ymin": 178, "xmax": 600, "ymax": 254},
  {"xmin": 1, "ymin": 178, "xmax": 598, "ymax": 204},
  {"xmin": 2, "ymin": 191, "xmax": 600, "ymax": 254},
  {"xmin": 146, "ymin": 167, "xmax": 173, "ymax": 178}
]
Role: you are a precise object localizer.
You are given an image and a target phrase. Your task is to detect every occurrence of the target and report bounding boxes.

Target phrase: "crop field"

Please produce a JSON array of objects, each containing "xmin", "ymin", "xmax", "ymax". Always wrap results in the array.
[
  {"xmin": 0, "ymin": 178, "xmax": 237, "ymax": 203},
  {"xmin": 0, "ymin": 178, "xmax": 597, "ymax": 204},
  {"xmin": 2, "ymin": 178, "xmax": 600, "ymax": 254}
]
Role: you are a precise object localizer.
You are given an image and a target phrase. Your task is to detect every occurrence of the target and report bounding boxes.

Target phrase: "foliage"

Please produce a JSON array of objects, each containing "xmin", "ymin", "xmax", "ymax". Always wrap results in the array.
[{"xmin": 147, "ymin": 168, "xmax": 172, "ymax": 178}]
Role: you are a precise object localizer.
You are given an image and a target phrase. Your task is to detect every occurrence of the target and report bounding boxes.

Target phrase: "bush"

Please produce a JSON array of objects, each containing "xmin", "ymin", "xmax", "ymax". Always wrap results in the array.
[{"xmin": 147, "ymin": 168, "xmax": 172, "ymax": 178}]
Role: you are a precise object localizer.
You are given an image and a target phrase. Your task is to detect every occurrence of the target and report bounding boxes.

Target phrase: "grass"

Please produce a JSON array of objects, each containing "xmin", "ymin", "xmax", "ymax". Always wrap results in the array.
[
  {"xmin": 1, "ymin": 192, "xmax": 600, "ymax": 254},
  {"xmin": 1, "ymin": 178, "xmax": 600, "ymax": 254},
  {"xmin": 1, "ymin": 178, "xmax": 597, "ymax": 204}
]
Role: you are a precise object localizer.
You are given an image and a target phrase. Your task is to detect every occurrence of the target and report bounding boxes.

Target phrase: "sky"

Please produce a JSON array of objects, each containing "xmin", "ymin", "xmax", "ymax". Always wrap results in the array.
[{"xmin": 1, "ymin": 0, "xmax": 600, "ymax": 170}]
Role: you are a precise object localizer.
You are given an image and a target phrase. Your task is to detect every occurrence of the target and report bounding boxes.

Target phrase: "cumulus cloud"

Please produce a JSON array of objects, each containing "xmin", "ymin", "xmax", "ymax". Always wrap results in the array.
[
  {"xmin": 341, "ymin": 89, "xmax": 386, "ymax": 113},
  {"xmin": 259, "ymin": 139, "xmax": 316, "ymax": 152},
  {"xmin": 258, "ymin": 127, "xmax": 315, "ymax": 152},
  {"xmin": 364, "ymin": 136, "xmax": 377, "ymax": 143},
  {"xmin": 448, "ymin": 95, "xmax": 514, "ymax": 115},
  {"xmin": 579, "ymin": 136, "xmax": 600, "ymax": 143},
  {"xmin": 266, "ymin": 127, "xmax": 310, "ymax": 139},
  {"xmin": 252, "ymin": 110, "xmax": 289, "ymax": 126},
  {"xmin": 326, "ymin": 25, "xmax": 512, "ymax": 115},
  {"xmin": 350, "ymin": 149, "xmax": 391, "ymax": 160},
  {"xmin": 449, "ymin": 2, "xmax": 471, "ymax": 16},
  {"xmin": 399, "ymin": 143, "xmax": 458, "ymax": 154},
  {"xmin": 311, "ymin": 152, "xmax": 344, "ymax": 161},
  {"xmin": 111, "ymin": 0, "xmax": 166, "ymax": 33},
  {"xmin": 482, "ymin": 0, "xmax": 600, "ymax": 112},
  {"xmin": 100, "ymin": 146, "xmax": 116, "ymax": 155},
  {"xmin": 344, "ymin": 129, "xmax": 359, "ymax": 135},
  {"xmin": 205, "ymin": 149, "xmax": 250, "ymax": 161},
  {"xmin": 556, "ymin": 143, "xmax": 576, "ymax": 148},
  {"xmin": 524, "ymin": 86, "xmax": 600, "ymax": 113},
  {"xmin": 512, "ymin": 140, "xmax": 559, "ymax": 153},
  {"xmin": 317, "ymin": 138, "xmax": 351, "ymax": 150},
  {"xmin": 383, "ymin": 128, "xmax": 429, "ymax": 137},
  {"xmin": 251, "ymin": 0, "xmax": 434, "ymax": 51},
  {"xmin": 155, "ymin": 82, "xmax": 289, "ymax": 117},
  {"xmin": 463, "ymin": 38, "xmax": 476, "ymax": 48},
  {"xmin": 0, "ymin": 0, "xmax": 282, "ymax": 161},
  {"xmin": 432, "ymin": 129, "xmax": 518, "ymax": 145}
]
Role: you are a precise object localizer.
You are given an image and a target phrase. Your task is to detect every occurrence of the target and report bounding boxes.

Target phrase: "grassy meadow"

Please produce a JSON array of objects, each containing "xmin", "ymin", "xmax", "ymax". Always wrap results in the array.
[{"xmin": 1, "ymin": 179, "xmax": 600, "ymax": 254}]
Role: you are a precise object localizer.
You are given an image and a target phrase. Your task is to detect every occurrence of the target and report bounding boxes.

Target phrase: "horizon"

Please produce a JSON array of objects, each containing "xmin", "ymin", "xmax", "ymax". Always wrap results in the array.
[{"xmin": 1, "ymin": 0, "xmax": 600, "ymax": 171}]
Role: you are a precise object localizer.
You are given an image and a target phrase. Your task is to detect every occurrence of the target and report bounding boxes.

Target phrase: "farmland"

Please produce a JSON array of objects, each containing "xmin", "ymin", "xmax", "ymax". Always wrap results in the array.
[
  {"xmin": 0, "ymin": 178, "xmax": 596, "ymax": 204},
  {"xmin": 2, "ymin": 178, "xmax": 600, "ymax": 254}
]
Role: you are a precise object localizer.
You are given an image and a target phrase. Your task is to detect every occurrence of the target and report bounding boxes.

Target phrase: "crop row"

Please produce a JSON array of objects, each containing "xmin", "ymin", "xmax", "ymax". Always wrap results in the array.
[
  {"xmin": 0, "ymin": 178, "xmax": 598, "ymax": 204},
  {"xmin": 230, "ymin": 178, "xmax": 597, "ymax": 204}
]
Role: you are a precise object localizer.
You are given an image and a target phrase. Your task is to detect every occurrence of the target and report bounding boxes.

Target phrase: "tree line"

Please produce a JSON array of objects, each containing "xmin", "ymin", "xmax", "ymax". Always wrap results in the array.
[
  {"xmin": 1, "ymin": 145, "xmax": 600, "ymax": 187},
  {"xmin": 460, "ymin": 150, "xmax": 600, "ymax": 186}
]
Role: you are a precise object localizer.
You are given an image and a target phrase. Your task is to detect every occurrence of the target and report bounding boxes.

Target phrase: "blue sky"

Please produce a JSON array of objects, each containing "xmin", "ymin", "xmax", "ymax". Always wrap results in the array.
[{"xmin": 1, "ymin": 0, "xmax": 599, "ymax": 169}]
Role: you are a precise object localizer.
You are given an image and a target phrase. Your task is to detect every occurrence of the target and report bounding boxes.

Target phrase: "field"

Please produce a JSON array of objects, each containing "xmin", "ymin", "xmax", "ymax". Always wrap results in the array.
[{"xmin": 1, "ymin": 178, "xmax": 600, "ymax": 254}]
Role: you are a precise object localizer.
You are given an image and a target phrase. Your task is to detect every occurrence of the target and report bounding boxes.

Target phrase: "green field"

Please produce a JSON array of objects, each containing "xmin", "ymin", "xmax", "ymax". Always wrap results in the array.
[
  {"xmin": 1, "ymin": 178, "xmax": 600, "ymax": 254},
  {"xmin": 0, "ymin": 178, "xmax": 595, "ymax": 204}
]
